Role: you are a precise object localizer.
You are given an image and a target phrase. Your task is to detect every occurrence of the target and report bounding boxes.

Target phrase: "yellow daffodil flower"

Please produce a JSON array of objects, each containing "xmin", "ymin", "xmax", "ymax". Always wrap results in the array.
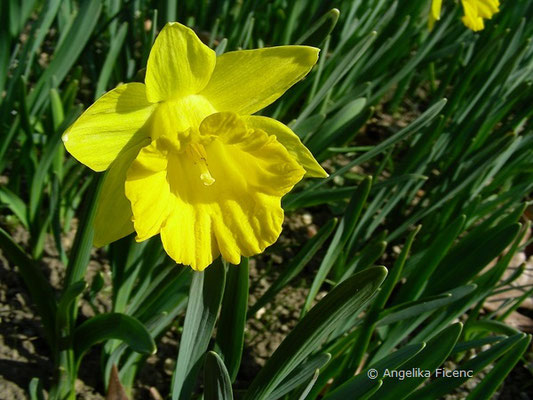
[
  {"xmin": 62, "ymin": 22, "xmax": 326, "ymax": 270},
  {"xmin": 461, "ymin": 0, "xmax": 500, "ymax": 31},
  {"xmin": 429, "ymin": 0, "xmax": 500, "ymax": 31},
  {"xmin": 428, "ymin": 0, "xmax": 443, "ymax": 30}
]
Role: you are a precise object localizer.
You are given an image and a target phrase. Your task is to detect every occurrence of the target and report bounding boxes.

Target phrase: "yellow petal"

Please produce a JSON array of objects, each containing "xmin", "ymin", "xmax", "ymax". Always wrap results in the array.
[
  {"xmin": 145, "ymin": 22, "xmax": 216, "ymax": 102},
  {"xmin": 200, "ymin": 46, "xmax": 319, "ymax": 115},
  {"xmin": 476, "ymin": 0, "xmax": 499, "ymax": 19},
  {"xmin": 244, "ymin": 115, "xmax": 327, "ymax": 178},
  {"xmin": 62, "ymin": 83, "xmax": 154, "ymax": 172},
  {"xmin": 149, "ymin": 95, "xmax": 216, "ymax": 141},
  {"xmin": 431, "ymin": 0, "xmax": 442, "ymax": 21},
  {"xmin": 462, "ymin": 0, "xmax": 485, "ymax": 31},
  {"xmin": 125, "ymin": 140, "xmax": 173, "ymax": 241},
  {"xmin": 94, "ymin": 146, "xmax": 141, "ymax": 247}
]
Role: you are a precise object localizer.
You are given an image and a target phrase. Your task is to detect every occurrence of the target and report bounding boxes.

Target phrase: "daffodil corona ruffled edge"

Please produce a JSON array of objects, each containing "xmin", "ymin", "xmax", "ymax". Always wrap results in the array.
[
  {"xmin": 429, "ymin": 0, "xmax": 500, "ymax": 31},
  {"xmin": 62, "ymin": 22, "xmax": 327, "ymax": 270}
]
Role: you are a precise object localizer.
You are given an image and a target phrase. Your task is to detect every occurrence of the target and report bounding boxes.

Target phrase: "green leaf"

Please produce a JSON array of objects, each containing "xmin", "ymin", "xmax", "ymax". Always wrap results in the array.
[
  {"xmin": 216, "ymin": 258, "xmax": 249, "ymax": 381},
  {"xmin": 171, "ymin": 259, "xmax": 226, "ymax": 400},
  {"xmin": 22, "ymin": 0, "xmax": 62, "ymax": 78},
  {"xmin": 295, "ymin": 8, "xmax": 340, "ymax": 47},
  {"xmin": 29, "ymin": 105, "xmax": 81, "ymax": 226},
  {"xmin": 0, "ymin": 186, "xmax": 28, "ymax": 228},
  {"xmin": 307, "ymin": 97, "xmax": 367, "ymax": 154},
  {"xmin": 372, "ymin": 226, "xmax": 420, "ymax": 311},
  {"xmin": 463, "ymin": 319, "xmax": 520, "ymax": 337},
  {"xmin": 340, "ymin": 235, "xmax": 387, "ymax": 281},
  {"xmin": 28, "ymin": 377, "xmax": 45, "ymax": 400},
  {"xmin": 95, "ymin": 22, "xmax": 129, "ymax": 99},
  {"xmin": 244, "ymin": 266, "xmax": 387, "ymax": 400},
  {"xmin": 451, "ymin": 336, "xmax": 507, "ymax": 354},
  {"xmin": 0, "ymin": 227, "xmax": 56, "ymax": 346},
  {"xmin": 409, "ymin": 333, "xmax": 526, "ymax": 399},
  {"xmin": 291, "ymin": 113, "xmax": 326, "ymax": 140},
  {"xmin": 429, "ymin": 223, "xmax": 521, "ymax": 294},
  {"xmin": 324, "ymin": 343, "xmax": 426, "ymax": 400},
  {"xmin": 283, "ymin": 187, "xmax": 353, "ymax": 210},
  {"xmin": 476, "ymin": 220, "xmax": 530, "ymax": 291},
  {"xmin": 465, "ymin": 334, "xmax": 531, "ymax": 400},
  {"xmin": 341, "ymin": 227, "xmax": 420, "ymax": 376},
  {"xmin": 268, "ymin": 353, "xmax": 331, "ymax": 400},
  {"xmin": 249, "ymin": 218, "xmax": 337, "ymax": 316},
  {"xmin": 0, "ymin": 21, "xmax": 10, "ymax": 96},
  {"xmin": 204, "ymin": 351, "xmax": 233, "ymax": 400},
  {"xmin": 396, "ymin": 215, "xmax": 466, "ymax": 302},
  {"xmin": 302, "ymin": 177, "xmax": 372, "ymax": 315},
  {"xmin": 50, "ymin": 87, "xmax": 64, "ymax": 129},
  {"xmin": 28, "ymin": 0, "xmax": 102, "ymax": 113},
  {"xmin": 65, "ymin": 175, "xmax": 103, "ymax": 287},
  {"xmin": 377, "ymin": 285, "xmax": 477, "ymax": 326},
  {"xmin": 297, "ymin": 368, "xmax": 320, "ymax": 400},
  {"xmin": 89, "ymin": 271, "xmax": 105, "ymax": 300},
  {"xmin": 293, "ymin": 30, "xmax": 377, "ymax": 127},
  {"xmin": 369, "ymin": 323, "xmax": 463, "ymax": 400},
  {"xmin": 56, "ymin": 280, "xmax": 87, "ymax": 334},
  {"xmin": 74, "ymin": 313, "xmax": 156, "ymax": 363}
]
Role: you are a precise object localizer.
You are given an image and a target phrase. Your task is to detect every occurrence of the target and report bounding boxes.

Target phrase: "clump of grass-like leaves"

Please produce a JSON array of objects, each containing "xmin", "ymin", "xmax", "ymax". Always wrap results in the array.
[{"xmin": 0, "ymin": 1, "xmax": 531, "ymax": 399}]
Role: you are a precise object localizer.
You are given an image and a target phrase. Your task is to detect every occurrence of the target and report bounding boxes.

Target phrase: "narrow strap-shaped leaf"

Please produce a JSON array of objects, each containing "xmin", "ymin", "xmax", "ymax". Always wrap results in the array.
[
  {"xmin": 249, "ymin": 219, "xmax": 337, "ymax": 317},
  {"xmin": 216, "ymin": 258, "xmax": 249, "ymax": 381},
  {"xmin": 267, "ymin": 353, "xmax": 331, "ymax": 400},
  {"xmin": 324, "ymin": 343, "xmax": 425, "ymax": 400},
  {"xmin": 377, "ymin": 285, "xmax": 477, "ymax": 326},
  {"xmin": 428, "ymin": 223, "xmax": 521, "ymax": 294},
  {"xmin": 408, "ymin": 333, "xmax": 526, "ymax": 399},
  {"xmin": 204, "ymin": 351, "xmax": 233, "ymax": 400},
  {"xmin": 292, "ymin": 30, "xmax": 376, "ymax": 126},
  {"xmin": 56, "ymin": 280, "xmax": 87, "ymax": 334},
  {"xmin": 295, "ymin": 8, "xmax": 339, "ymax": 47},
  {"xmin": 358, "ymin": 381, "xmax": 383, "ymax": 400},
  {"xmin": 340, "ymin": 226, "xmax": 420, "ymax": 379},
  {"xmin": 28, "ymin": 0, "xmax": 102, "ymax": 114},
  {"xmin": 29, "ymin": 104, "xmax": 81, "ymax": 226},
  {"xmin": 171, "ymin": 259, "xmax": 226, "ymax": 400},
  {"xmin": 465, "ymin": 334, "xmax": 531, "ymax": 400},
  {"xmin": 28, "ymin": 377, "xmax": 45, "ymax": 400},
  {"xmin": 244, "ymin": 266, "xmax": 387, "ymax": 400},
  {"xmin": 451, "ymin": 336, "xmax": 507, "ymax": 354},
  {"xmin": 307, "ymin": 97, "xmax": 367, "ymax": 154},
  {"xmin": 65, "ymin": 175, "xmax": 102, "ymax": 287},
  {"xmin": 0, "ymin": 186, "xmax": 28, "ymax": 228},
  {"xmin": 74, "ymin": 313, "xmax": 156, "ymax": 364},
  {"xmin": 297, "ymin": 368, "xmax": 320, "ymax": 400},
  {"xmin": 0, "ymin": 227, "xmax": 56, "ymax": 346},
  {"xmin": 302, "ymin": 177, "xmax": 372, "ymax": 316},
  {"xmin": 463, "ymin": 319, "xmax": 520, "ymax": 336},
  {"xmin": 95, "ymin": 22, "xmax": 129, "ymax": 99},
  {"xmin": 396, "ymin": 215, "xmax": 465, "ymax": 302},
  {"xmin": 370, "ymin": 323, "xmax": 462, "ymax": 400}
]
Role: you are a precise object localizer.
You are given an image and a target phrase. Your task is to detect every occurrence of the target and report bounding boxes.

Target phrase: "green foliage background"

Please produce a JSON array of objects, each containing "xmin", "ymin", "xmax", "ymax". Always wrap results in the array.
[{"xmin": 0, "ymin": 0, "xmax": 532, "ymax": 399}]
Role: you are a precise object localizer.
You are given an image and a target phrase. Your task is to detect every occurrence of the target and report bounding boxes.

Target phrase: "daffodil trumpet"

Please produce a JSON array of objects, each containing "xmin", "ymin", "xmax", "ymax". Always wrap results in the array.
[{"xmin": 62, "ymin": 22, "xmax": 327, "ymax": 270}]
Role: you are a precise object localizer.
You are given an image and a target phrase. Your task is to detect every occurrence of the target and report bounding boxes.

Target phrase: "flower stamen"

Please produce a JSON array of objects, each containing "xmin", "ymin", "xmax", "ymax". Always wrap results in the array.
[{"xmin": 186, "ymin": 143, "xmax": 215, "ymax": 186}]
